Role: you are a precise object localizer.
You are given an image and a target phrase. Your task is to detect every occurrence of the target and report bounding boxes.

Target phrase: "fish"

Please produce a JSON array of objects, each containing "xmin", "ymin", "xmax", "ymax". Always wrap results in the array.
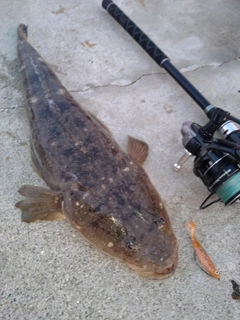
[
  {"xmin": 186, "ymin": 220, "xmax": 220, "ymax": 280},
  {"xmin": 231, "ymin": 280, "xmax": 240, "ymax": 300},
  {"xmin": 15, "ymin": 24, "xmax": 178, "ymax": 279}
]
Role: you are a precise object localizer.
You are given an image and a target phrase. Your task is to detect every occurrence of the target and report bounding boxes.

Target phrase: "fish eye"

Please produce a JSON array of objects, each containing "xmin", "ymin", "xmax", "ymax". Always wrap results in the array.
[
  {"xmin": 153, "ymin": 217, "xmax": 165, "ymax": 227},
  {"xmin": 215, "ymin": 271, "xmax": 220, "ymax": 275},
  {"xmin": 127, "ymin": 237, "xmax": 137, "ymax": 250}
]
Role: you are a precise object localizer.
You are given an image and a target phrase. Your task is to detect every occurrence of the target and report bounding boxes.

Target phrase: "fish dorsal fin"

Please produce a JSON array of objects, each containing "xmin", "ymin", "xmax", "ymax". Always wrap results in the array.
[
  {"xmin": 127, "ymin": 136, "xmax": 149, "ymax": 165},
  {"xmin": 15, "ymin": 185, "xmax": 64, "ymax": 223}
]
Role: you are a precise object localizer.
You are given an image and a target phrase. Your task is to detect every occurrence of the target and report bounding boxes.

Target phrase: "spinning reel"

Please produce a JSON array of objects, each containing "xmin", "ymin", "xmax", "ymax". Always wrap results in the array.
[
  {"xmin": 174, "ymin": 110, "xmax": 240, "ymax": 208},
  {"xmin": 102, "ymin": 0, "xmax": 240, "ymax": 208}
]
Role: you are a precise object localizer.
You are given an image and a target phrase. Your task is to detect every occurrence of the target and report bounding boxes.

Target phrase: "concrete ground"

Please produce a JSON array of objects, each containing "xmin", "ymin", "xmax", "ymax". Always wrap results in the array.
[{"xmin": 1, "ymin": 0, "xmax": 240, "ymax": 319}]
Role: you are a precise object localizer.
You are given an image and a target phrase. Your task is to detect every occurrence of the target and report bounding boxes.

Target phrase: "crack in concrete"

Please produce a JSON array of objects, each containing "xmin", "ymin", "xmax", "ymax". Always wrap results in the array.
[
  {"xmin": 69, "ymin": 57, "xmax": 240, "ymax": 93},
  {"xmin": 179, "ymin": 57, "xmax": 240, "ymax": 73},
  {"xmin": 69, "ymin": 72, "xmax": 158, "ymax": 93}
]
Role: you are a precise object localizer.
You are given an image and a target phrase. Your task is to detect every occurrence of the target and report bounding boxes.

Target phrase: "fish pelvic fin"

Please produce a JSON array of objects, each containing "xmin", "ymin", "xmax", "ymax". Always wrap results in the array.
[
  {"xmin": 18, "ymin": 24, "xmax": 28, "ymax": 41},
  {"xmin": 127, "ymin": 136, "xmax": 149, "ymax": 165},
  {"xmin": 15, "ymin": 185, "xmax": 64, "ymax": 223}
]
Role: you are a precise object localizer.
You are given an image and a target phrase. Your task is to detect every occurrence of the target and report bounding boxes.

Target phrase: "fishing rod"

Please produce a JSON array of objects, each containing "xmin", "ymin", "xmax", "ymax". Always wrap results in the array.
[{"xmin": 102, "ymin": 0, "xmax": 240, "ymax": 208}]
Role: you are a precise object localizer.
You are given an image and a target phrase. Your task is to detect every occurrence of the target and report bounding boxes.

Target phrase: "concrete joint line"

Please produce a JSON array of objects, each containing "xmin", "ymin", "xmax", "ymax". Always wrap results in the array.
[{"xmin": 69, "ymin": 57, "xmax": 240, "ymax": 93}]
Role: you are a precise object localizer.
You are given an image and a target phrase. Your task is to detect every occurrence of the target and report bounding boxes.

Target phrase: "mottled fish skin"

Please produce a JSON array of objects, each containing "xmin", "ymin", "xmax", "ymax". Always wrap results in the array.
[{"xmin": 16, "ymin": 24, "xmax": 178, "ymax": 279}]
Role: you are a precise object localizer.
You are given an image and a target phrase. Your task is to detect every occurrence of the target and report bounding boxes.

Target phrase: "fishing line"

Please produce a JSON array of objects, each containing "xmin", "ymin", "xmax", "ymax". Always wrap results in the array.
[
  {"xmin": 200, "ymin": 193, "xmax": 221, "ymax": 210},
  {"xmin": 215, "ymin": 172, "xmax": 240, "ymax": 205}
]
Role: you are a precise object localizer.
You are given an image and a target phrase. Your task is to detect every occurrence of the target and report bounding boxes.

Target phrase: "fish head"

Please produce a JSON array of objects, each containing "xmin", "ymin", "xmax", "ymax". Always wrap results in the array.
[
  {"xmin": 62, "ymin": 182, "xmax": 178, "ymax": 280},
  {"xmin": 214, "ymin": 270, "xmax": 221, "ymax": 280},
  {"xmin": 119, "ymin": 209, "xmax": 178, "ymax": 280}
]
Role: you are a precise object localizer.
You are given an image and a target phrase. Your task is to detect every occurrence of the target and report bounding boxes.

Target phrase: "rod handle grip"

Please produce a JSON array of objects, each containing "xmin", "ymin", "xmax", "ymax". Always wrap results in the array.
[{"xmin": 102, "ymin": 0, "xmax": 168, "ymax": 67}]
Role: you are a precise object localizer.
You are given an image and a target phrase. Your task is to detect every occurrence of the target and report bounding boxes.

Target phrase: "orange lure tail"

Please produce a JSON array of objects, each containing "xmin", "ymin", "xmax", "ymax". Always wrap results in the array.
[{"xmin": 186, "ymin": 220, "xmax": 220, "ymax": 280}]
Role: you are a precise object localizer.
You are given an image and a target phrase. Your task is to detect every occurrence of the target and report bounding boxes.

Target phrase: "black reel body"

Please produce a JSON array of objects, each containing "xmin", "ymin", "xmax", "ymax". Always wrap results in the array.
[{"xmin": 178, "ymin": 116, "xmax": 240, "ymax": 207}]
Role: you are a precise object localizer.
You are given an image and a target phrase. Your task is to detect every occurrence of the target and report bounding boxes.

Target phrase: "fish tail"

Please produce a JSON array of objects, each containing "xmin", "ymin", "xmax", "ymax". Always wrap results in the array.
[
  {"xmin": 15, "ymin": 185, "xmax": 65, "ymax": 223},
  {"xmin": 186, "ymin": 220, "xmax": 196, "ymax": 231},
  {"xmin": 18, "ymin": 24, "xmax": 28, "ymax": 41},
  {"xmin": 186, "ymin": 220, "xmax": 196, "ymax": 238}
]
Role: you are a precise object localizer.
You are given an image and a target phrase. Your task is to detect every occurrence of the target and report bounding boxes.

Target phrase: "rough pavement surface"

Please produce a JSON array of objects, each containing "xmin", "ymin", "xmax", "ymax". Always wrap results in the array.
[{"xmin": 1, "ymin": 0, "xmax": 240, "ymax": 319}]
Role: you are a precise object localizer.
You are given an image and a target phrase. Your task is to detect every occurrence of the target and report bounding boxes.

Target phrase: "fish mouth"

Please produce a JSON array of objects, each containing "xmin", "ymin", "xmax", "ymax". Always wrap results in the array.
[
  {"xmin": 126, "ymin": 245, "xmax": 178, "ymax": 280},
  {"xmin": 127, "ymin": 259, "xmax": 177, "ymax": 280}
]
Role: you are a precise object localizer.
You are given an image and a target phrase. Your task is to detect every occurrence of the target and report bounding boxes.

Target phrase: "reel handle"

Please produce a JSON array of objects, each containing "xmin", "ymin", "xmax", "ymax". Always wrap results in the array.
[{"xmin": 174, "ymin": 150, "xmax": 192, "ymax": 171}]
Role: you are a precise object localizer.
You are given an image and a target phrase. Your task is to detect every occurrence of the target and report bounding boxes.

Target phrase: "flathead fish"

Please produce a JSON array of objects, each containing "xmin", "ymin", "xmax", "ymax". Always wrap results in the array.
[
  {"xmin": 186, "ymin": 220, "xmax": 220, "ymax": 280},
  {"xmin": 16, "ymin": 24, "xmax": 178, "ymax": 279}
]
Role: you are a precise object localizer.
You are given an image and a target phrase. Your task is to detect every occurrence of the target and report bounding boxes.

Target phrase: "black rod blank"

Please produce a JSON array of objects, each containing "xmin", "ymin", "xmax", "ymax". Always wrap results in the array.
[{"xmin": 102, "ymin": 0, "xmax": 212, "ymax": 114}]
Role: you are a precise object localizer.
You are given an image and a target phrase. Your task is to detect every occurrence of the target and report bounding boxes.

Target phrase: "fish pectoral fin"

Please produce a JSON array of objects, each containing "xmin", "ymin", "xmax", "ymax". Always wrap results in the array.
[
  {"xmin": 15, "ymin": 185, "xmax": 64, "ymax": 223},
  {"xmin": 127, "ymin": 136, "xmax": 149, "ymax": 165}
]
